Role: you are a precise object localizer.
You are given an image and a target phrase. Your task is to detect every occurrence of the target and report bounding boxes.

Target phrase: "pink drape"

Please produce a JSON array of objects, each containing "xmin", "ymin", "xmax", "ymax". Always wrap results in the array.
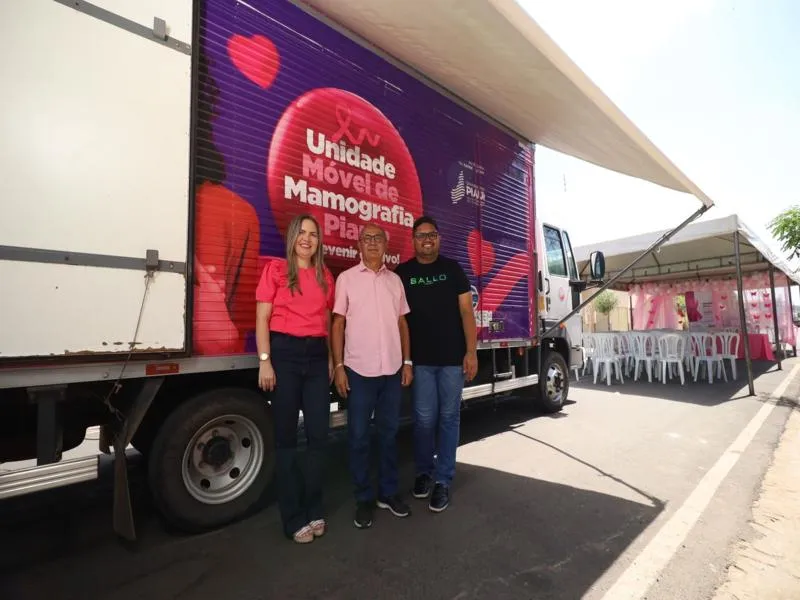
[
  {"xmin": 773, "ymin": 282, "xmax": 796, "ymax": 345},
  {"xmin": 631, "ymin": 292, "xmax": 678, "ymax": 329},
  {"xmin": 685, "ymin": 292, "xmax": 702, "ymax": 322},
  {"xmin": 628, "ymin": 272, "xmax": 795, "ymax": 344},
  {"xmin": 711, "ymin": 290, "xmax": 739, "ymax": 328}
]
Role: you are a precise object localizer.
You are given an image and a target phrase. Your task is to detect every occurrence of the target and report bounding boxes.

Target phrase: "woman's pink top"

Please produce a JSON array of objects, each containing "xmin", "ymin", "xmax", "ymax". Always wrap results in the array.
[{"xmin": 256, "ymin": 259, "xmax": 335, "ymax": 337}]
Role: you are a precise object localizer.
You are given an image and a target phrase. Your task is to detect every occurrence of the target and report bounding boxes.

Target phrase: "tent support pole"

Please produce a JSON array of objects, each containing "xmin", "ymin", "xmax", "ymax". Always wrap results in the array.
[
  {"xmin": 537, "ymin": 205, "xmax": 709, "ymax": 343},
  {"xmin": 735, "ymin": 231, "xmax": 755, "ymax": 396},
  {"xmin": 768, "ymin": 266, "xmax": 783, "ymax": 370},
  {"xmin": 788, "ymin": 282, "xmax": 797, "ymax": 357},
  {"xmin": 629, "ymin": 295, "xmax": 634, "ymax": 330}
]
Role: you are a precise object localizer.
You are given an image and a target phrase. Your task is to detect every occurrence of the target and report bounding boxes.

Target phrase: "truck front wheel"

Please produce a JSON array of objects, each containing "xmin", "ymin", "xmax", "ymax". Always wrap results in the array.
[
  {"xmin": 148, "ymin": 388, "xmax": 275, "ymax": 533},
  {"xmin": 536, "ymin": 350, "xmax": 569, "ymax": 413}
]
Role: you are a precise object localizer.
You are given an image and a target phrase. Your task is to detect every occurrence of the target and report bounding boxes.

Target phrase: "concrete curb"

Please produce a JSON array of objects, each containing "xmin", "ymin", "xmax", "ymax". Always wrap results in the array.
[{"xmin": 711, "ymin": 399, "xmax": 800, "ymax": 600}]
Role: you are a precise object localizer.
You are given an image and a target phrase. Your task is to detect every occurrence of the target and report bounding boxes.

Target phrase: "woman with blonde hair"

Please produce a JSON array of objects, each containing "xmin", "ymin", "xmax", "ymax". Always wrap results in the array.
[{"xmin": 255, "ymin": 213, "xmax": 335, "ymax": 543}]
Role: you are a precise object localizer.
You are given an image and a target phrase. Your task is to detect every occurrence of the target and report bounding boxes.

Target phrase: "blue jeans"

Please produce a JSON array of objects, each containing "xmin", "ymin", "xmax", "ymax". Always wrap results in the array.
[
  {"xmin": 270, "ymin": 332, "xmax": 330, "ymax": 537},
  {"xmin": 412, "ymin": 365, "xmax": 464, "ymax": 487},
  {"xmin": 346, "ymin": 367, "xmax": 402, "ymax": 502}
]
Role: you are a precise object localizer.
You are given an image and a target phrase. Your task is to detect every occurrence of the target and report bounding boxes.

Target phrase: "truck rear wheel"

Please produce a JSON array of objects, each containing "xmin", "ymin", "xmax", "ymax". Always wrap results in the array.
[
  {"xmin": 536, "ymin": 350, "xmax": 568, "ymax": 413},
  {"xmin": 147, "ymin": 388, "xmax": 275, "ymax": 533}
]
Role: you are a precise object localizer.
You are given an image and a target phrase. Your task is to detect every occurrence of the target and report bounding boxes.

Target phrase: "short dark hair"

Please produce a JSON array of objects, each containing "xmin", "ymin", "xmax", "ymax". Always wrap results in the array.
[{"xmin": 412, "ymin": 215, "xmax": 439, "ymax": 234}]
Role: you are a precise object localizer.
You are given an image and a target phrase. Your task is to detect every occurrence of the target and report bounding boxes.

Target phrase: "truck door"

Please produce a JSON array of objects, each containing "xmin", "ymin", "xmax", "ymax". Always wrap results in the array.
[
  {"xmin": 560, "ymin": 229, "xmax": 584, "ymax": 353},
  {"xmin": 542, "ymin": 224, "xmax": 583, "ymax": 366},
  {"xmin": 542, "ymin": 224, "xmax": 571, "ymax": 322}
]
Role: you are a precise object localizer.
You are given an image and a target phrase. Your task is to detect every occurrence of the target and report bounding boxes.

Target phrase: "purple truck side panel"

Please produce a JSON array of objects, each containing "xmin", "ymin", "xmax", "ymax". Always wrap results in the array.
[{"xmin": 193, "ymin": 0, "xmax": 535, "ymax": 355}]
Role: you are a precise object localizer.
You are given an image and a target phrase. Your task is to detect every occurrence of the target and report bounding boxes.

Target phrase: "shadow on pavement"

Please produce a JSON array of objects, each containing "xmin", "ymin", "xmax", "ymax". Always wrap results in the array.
[
  {"xmin": 1, "ymin": 403, "xmax": 662, "ymax": 600},
  {"xmin": 572, "ymin": 359, "xmax": 784, "ymax": 406}
]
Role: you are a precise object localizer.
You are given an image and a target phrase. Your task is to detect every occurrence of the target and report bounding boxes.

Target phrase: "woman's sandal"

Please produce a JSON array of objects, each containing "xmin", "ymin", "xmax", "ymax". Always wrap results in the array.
[
  {"xmin": 292, "ymin": 524, "xmax": 315, "ymax": 544},
  {"xmin": 309, "ymin": 519, "xmax": 326, "ymax": 538}
]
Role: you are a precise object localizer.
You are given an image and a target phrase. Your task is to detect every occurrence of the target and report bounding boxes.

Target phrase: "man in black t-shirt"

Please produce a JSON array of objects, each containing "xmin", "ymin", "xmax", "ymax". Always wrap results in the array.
[{"xmin": 395, "ymin": 216, "xmax": 478, "ymax": 513}]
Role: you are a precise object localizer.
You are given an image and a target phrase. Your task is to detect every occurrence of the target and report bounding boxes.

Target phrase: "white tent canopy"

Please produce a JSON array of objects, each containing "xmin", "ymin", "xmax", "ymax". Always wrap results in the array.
[
  {"xmin": 301, "ymin": 0, "xmax": 713, "ymax": 208},
  {"xmin": 574, "ymin": 215, "xmax": 800, "ymax": 287}
]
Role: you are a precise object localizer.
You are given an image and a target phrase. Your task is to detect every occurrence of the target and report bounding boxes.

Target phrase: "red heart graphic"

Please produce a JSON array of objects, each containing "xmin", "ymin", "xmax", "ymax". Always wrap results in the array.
[
  {"xmin": 467, "ymin": 229, "xmax": 495, "ymax": 276},
  {"xmin": 227, "ymin": 34, "xmax": 280, "ymax": 89},
  {"xmin": 481, "ymin": 253, "xmax": 529, "ymax": 311}
]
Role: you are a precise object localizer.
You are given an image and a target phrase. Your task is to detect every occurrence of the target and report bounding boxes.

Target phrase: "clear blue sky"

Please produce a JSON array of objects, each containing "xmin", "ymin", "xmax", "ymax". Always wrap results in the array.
[{"xmin": 519, "ymin": 0, "xmax": 799, "ymax": 269}]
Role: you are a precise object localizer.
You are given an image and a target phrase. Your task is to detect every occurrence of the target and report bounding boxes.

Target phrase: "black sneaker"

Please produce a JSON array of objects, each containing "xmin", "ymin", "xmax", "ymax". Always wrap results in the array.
[
  {"xmin": 429, "ymin": 483, "xmax": 450, "ymax": 513},
  {"xmin": 354, "ymin": 501, "xmax": 374, "ymax": 529},
  {"xmin": 413, "ymin": 474, "xmax": 433, "ymax": 499},
  {"xmin": 377, "ymin": 494, "xmax": 411, "ymax": 518}
]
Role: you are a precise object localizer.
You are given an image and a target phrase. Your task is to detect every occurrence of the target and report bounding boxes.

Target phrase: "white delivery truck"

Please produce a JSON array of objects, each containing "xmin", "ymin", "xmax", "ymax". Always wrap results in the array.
[{"xmin": 0, "ymin": 0, "xmax": 710, "ymax": 540}]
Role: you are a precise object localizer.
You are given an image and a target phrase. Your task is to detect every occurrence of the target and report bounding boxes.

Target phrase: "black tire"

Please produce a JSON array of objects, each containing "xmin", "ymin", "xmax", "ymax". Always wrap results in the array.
[
  {"xmin": 147, "ymin": 387, "xmax": 275, "ymax": 533},
  {"xmin": 536, "ymin": 350, "xmax": 569, "ymax": 413}
]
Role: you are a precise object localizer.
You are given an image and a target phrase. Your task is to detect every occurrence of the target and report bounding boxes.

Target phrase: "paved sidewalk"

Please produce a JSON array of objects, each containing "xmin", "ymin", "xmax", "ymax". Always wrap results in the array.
[{"xmin": 712, "ymin": 403, "xmax": 800, "ymax": 600}]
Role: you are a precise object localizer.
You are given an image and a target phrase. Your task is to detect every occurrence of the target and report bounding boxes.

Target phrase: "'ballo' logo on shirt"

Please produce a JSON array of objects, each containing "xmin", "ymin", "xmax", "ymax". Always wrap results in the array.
[{"xmin": 410, "ymin": 274, "xmax": 447, "ymax": 286}]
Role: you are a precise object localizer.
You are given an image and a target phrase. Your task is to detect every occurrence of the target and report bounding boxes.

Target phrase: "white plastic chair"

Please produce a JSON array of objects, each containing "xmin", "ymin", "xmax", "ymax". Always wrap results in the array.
[
  {"xmin": 658, "ymin": 334, "xmax": 686, "ymax": 385},
  {"xmin": 593, "ymin": 335, "xmax": 625, "ymax": 386},
  {"xmin": 631, "ymin": 332, "xmax": 657, "ymax": 382},
  {"xmin": 680, "ymin": 332, "xmax": 694, "ymax": 374},
  {"xmin": 582, "ymin": 334, "xmax": 596, "ymax": 377},
  {"xmin": 571, "ymin": 347, "xmax": 584, "ymax": 382},
  {"xmin": 716, "ymin": 330, "xmax": 740, "ymax": 380},
  {"xmin": 691, "ymin": 332, "xmax": 727, "ymax": 384},
  {"xmin": 617, "ymin": 333, "xmax": 635, "ymax": 376}
]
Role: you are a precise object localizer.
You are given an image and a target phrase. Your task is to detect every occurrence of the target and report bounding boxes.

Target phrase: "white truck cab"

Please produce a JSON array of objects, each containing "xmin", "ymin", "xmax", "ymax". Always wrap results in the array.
[{"xmin": 536, "ymin": 219, "xmax": 605, "ymax": 374}]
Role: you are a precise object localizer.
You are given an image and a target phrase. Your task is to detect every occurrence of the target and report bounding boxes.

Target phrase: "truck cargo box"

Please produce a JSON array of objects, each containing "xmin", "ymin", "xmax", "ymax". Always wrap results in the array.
[
  {"xmin": 1, "ymin": 0, "xmax": 535, "ymax": 363},
  {"xmin": 0, "ymin": 0, "xmax": 193, "ymax": 360},
  {"xmin": 193, "ymin": 0, "xmax": 536, "ymax": 356}
]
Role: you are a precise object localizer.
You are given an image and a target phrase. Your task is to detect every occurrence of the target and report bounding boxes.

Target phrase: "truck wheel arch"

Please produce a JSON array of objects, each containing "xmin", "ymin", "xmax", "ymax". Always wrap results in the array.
[
  {"xmin": 147, "ymin": 387, "xmax": 275, "ymax": 533},
  {"xmin": 535, "ymin": 346, "xmax": 569, "ymax": 413}
]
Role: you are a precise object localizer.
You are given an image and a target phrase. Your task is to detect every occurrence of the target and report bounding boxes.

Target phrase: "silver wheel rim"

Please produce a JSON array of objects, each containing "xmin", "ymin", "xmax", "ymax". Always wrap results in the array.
[
  {"xmin": 181, "ymin": 414, "xmax": 264, "ymax": 505},
  {"xmin": 545, "ymin": 363, "xmax": 565, "ymax": 405}
]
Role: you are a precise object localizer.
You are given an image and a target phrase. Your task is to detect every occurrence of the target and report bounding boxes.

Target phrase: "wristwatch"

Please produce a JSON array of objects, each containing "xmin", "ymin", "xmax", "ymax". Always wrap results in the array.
[
  {"xmin": 403, "ymin": 359, "xmax": 413, "ymax": 366},
  {"xmin": 259, "ymin": 352, "xmax": 270, "ymax": 362}
]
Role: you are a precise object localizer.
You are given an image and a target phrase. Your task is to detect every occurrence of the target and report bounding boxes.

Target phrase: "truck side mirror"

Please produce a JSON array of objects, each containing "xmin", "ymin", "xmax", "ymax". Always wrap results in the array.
[{"xmin": 589, "ymin": 251, "xmax": 605, "ymax": 280}]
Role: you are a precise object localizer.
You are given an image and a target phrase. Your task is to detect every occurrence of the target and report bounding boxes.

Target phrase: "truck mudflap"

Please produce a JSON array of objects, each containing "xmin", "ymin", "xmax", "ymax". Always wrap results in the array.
[{"xmin": 536, "ymin": 206, "xmax": 710, "ymax": 344}]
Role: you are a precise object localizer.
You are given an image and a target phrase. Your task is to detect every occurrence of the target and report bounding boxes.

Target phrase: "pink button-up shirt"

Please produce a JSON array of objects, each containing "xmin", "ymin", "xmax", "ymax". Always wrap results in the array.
[{"xmin": 333, "ymin": 261, "xmax": 410, "ymax": 377}]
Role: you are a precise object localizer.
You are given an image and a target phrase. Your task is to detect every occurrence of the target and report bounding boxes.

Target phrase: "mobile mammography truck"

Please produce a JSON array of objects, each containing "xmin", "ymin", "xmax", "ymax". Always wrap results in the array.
[{"xmin": 0, "ymin": 0, "xmax": 712, "ymax": 539}]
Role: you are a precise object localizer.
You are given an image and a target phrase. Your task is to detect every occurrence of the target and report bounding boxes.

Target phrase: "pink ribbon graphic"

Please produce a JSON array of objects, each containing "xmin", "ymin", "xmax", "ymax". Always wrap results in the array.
[{"xmin": 331, "ymin": 104, "xmax": 381, "ymax": 147}]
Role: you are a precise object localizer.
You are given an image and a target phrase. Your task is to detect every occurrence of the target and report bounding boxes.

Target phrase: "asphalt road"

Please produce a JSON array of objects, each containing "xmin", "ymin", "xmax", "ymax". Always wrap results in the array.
[{"xmin": 1, "ymin": 358, "xmax": 797, "ymax": 600}]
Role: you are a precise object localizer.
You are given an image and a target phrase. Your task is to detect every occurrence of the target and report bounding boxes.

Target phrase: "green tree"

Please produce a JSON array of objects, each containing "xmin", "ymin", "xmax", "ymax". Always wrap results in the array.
[
  {"xmin": 594, "ymin": 290, "xmax": 619, "ymax": 316},
  {"xmin": 675, "ymin": 295, "xmax": 687, "ymax": 330},
  {"xmin": 769, "ymin": 206, "xmax": 800, "ymax": 260}
]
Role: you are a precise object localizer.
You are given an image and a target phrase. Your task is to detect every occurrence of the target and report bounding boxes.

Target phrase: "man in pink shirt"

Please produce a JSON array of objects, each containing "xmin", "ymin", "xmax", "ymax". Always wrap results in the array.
[{"xmin": 332, "ymin": 223, "xmax": 414, "ymax": 529}]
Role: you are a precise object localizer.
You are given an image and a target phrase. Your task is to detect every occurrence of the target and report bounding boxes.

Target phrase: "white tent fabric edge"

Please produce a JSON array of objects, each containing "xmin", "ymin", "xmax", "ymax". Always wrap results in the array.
[
  {"xmin": 574, "ymin": 214, "xmax": 800, "ymax": 286},
  {"xmin": 299, "ymin": 0, "xmax": 714, "ymax": 209}
]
